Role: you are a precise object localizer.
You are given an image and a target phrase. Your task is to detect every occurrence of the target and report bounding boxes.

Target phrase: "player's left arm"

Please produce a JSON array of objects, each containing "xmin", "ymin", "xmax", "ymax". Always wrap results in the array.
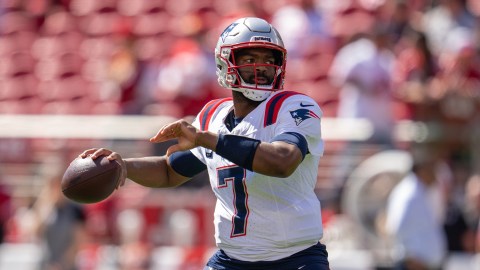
[
  {"xmin": 251, "ymin": 137, "xmax": 305, "ymax": 177},
  {"xmin": 251, "ymin": 95, "xmax": 323, "ymax": 177}
]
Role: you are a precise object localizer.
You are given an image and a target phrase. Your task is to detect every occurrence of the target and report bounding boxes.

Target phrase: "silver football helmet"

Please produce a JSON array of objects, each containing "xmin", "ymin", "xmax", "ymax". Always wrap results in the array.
[{"xmin": 215, "ymin": 17, "xmax": 287, "ymax": 101}]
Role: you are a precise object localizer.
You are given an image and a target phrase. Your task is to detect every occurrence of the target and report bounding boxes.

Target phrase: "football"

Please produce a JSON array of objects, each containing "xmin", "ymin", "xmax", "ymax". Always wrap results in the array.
[{"xmin": 61, "ymin": 155, "xmax": 122, "ymax": 204}]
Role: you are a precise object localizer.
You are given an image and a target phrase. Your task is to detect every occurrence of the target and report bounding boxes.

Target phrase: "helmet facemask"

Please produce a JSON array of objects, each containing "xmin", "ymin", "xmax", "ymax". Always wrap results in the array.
[{"xmin": 217, "ymin": 43, "xmax": 286, "ymax": 101}]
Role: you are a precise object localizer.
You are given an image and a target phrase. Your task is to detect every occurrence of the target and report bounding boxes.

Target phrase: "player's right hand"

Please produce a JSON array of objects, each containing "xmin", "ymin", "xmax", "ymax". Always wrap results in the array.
[
  {"xmin": 149, "ymin": 119, "xmax": 199, "ymax": 156},
  {"xmin": 79, "ymin": 148, "xmax": 127, "ymax": 189}
]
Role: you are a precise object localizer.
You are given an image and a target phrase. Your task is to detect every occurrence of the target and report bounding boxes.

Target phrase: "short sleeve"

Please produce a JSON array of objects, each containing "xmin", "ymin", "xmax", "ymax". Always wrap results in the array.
[
  {"xmin": 189, "ymin": 98, "xmax": 233, "ymax": 164},
  {"xmin": 273, "ymin": 95, "xmax": 324, "ymax": 156}
]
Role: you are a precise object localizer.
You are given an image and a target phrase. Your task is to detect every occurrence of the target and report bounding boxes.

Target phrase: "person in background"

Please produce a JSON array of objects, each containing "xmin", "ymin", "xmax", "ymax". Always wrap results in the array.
[
  {"xmin": 385, "ymin": 145, "xmax": 447, "ymax": 270},
  {"xmin": 78, "ymin": 17, "xmax": 329, "ymax": 270},
  {"xmin": 31, "ymin": 171, "xmax": 87, "ymax": 270},
  {"xmin": 328, "ymin": 26, "xmax": 396, "ymax": 193},
  {"xmin": 329, "ymin": 27, "xmax": 396, "ymax": 147}
]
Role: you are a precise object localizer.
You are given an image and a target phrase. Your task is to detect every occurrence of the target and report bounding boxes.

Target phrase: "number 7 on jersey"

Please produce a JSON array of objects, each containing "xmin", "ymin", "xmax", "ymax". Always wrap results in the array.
[{"xmin": 217, "ymin": 165, "xmax": 250, "ymax": 237}]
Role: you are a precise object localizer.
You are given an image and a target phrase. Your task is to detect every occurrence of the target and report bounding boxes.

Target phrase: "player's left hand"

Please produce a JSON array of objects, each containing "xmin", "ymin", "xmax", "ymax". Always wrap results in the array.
[{"xmin": 149, "ymin": 119, "xmax": 199, "ymax": 156}]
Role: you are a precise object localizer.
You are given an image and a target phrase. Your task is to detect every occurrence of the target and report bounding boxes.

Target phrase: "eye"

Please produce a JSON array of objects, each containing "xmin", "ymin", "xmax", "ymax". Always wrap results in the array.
[{"xmin": 265, "ymin": 59, "xmax": 275, "ymax": 65}]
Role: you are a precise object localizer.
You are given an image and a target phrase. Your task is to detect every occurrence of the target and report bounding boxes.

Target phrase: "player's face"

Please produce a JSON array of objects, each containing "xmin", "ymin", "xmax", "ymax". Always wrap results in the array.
[{"xmin": 234, "ymin": 48, "xmax": 277, "ymax": 86}]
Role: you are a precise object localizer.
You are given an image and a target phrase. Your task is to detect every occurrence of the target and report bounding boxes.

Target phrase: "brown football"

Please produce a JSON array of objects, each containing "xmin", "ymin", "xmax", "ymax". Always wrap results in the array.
[{"xmin": 61, "ymin": 156, "xmax": 121, "ymax": 204}]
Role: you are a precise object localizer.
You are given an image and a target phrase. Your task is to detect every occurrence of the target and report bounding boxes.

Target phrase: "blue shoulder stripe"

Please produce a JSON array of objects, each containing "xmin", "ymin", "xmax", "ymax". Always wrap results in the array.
[
  {"xmin": 264, "ymin": 91, "xmax": 300, "ymax": 127},
  {"xmin": 198, "ymin": 98, "xmax": 232, "ymax": 131}
]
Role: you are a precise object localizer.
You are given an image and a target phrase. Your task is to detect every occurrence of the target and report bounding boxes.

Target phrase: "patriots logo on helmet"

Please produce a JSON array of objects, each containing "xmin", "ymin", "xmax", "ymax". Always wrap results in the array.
[
  {"xmin": 221, "ymin": 23, "xmax": 238, "ymax": 42},
  {"xmin": 289, "ymin": 109, "xmax": 319, "ymax": 126}
]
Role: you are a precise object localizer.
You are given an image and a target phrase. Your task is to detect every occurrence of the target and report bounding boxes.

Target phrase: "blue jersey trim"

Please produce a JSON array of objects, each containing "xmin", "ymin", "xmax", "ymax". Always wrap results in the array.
[
  {"xmin": 264, "ymin": 91, "xmax": 301, "ymax": 127},
  {"xmin": 270, "ymin": 132, "xmax": 308, "ymax": 160}
]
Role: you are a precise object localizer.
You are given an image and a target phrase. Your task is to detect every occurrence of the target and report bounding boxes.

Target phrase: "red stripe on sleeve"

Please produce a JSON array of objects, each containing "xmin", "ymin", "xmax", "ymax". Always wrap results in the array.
[{"xmin": 203, "ymin": 97, "xmax": 232, "ymax": 131}]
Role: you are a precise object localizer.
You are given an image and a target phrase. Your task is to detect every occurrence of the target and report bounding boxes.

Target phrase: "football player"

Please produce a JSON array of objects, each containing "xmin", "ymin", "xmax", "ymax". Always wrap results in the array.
[{"xmin": 81, "ymin": 17, "xmax": 329, "ymax": 270}]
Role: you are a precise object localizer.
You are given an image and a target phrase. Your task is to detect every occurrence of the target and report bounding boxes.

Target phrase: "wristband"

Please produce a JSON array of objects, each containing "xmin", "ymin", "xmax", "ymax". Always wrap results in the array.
[
  {"xmin": 169, "ymin": 151, "xmax": 207, "ymax": 177},
  {"xmin": 215, "ymin": 134, "xmax": 260, "ymax": 171}
]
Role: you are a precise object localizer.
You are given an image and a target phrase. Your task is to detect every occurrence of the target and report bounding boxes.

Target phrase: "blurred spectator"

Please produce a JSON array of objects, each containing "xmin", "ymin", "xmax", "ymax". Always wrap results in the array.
[
  {"xmin": 30, "ymin": 172, "xmax": 87, "ymax": 270},
  {"xmin": 382, "ymin": 1, "xmax": 414, "ymax": 44},
  {"xmin": 271, "ymin": 0, "xmax": 330, "ymax": 59},
  {"xmin": 385, "ymin": 145, "xmax": 447, "ymax": 270},
  {"xmin": 428, "ymin": 27, "xmax": 479, "ymax": 202},
  {"xmin": 329, "ymin": 28, "xmax": 396, "ymax": 146},
  {"xmin": 392, "ymin": 29, "xmax": 439, "ymax": 121},
  {"xmin": 440, "ymin": 162, "xmax": 477, "ymax": 253},
  {"xmin": 106, "ymin": 36, "xmax": 144, "ymax": 114},
  {"xmin": 429, "ymin": 28, "xmax": 479, "ymax": 124},
  {"xmin": 422, "ymin": 0, "xmax": 476, "ymax": 55},
  {"xmin": 322, "ymin": 0, "xmax": 376, "ymax": 43},
  {"xmin": 329, "ymin": 27, "xmax": 396, "ymax": 189}
]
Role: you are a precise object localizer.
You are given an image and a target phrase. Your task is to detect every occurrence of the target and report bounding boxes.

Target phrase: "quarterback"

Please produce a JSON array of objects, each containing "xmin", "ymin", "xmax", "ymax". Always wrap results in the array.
[{"xmin": 80, "ymin": 17, "xmax": 329, "ymax": 269}]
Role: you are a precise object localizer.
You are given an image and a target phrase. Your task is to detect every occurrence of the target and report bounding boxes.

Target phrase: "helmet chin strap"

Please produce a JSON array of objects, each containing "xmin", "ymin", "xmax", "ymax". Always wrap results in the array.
[{"xmin": 240, "ymin": 88, "xmax": 273, "ymax": 101}]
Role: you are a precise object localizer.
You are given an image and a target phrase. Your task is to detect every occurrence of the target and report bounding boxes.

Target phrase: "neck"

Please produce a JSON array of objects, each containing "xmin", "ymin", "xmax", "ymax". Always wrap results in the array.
[{"xmin": 231, "ymin": 91, "xmax": 263, "ymax": 118}]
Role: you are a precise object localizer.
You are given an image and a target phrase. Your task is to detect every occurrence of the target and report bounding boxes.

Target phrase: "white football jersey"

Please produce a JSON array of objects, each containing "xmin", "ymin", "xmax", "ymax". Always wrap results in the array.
[{"xmin": 190, "ymin": 91, "xmax": 324, "ymax": 261}]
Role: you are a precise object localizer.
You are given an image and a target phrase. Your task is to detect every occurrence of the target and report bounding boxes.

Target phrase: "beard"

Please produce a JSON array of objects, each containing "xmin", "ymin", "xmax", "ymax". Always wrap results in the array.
[{"xmin": 243, "ymin": 74, "xmax": 274, "ymax": 85}]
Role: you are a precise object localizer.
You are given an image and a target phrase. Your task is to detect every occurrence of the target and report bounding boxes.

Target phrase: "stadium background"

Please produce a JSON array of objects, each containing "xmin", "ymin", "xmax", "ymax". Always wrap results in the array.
[{"xmin": 0, "ymin": 0, "xmax": 479, "ymax": 269}]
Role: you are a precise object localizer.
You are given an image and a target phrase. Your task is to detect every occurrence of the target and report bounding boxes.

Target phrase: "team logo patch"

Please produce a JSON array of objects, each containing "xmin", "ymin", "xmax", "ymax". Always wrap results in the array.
[
  {"xmin": 289, "ymin": 109, "xmax": 319, "ymax": 126},
  {"xmin": 221, "ymin": 23, "xmax": 238, "ymax": 42}
]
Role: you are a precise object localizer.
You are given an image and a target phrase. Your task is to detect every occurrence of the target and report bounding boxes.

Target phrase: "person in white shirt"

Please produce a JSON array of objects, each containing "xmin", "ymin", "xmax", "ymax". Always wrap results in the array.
[{"xmin": 385, "ymin": 146, "xmax": 447, "ymax": 270}]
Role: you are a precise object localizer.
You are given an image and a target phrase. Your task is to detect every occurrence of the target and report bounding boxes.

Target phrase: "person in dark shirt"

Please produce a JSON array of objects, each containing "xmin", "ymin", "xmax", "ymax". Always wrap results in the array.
[{"xmin": 32, "ymin": 173, "xmax": 87, "ymax": 270}]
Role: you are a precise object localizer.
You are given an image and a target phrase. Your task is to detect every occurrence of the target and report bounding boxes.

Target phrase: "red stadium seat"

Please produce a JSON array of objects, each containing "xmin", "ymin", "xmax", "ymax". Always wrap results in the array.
[
  {"xmin": 40, "ymin": 97, "xmax": 94, "ymax": 115},
  {"xmin": 0, "ymin": 75, "xmax": 37, "ymax": 100},
  {"xmin": 0, "ymin": 98, "xmax": 43, "ymax": 114}
]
